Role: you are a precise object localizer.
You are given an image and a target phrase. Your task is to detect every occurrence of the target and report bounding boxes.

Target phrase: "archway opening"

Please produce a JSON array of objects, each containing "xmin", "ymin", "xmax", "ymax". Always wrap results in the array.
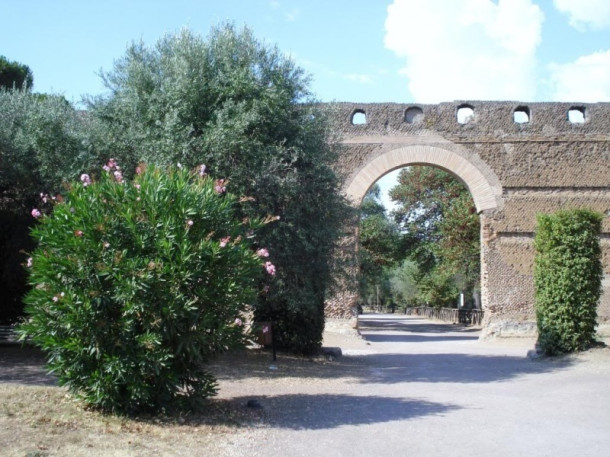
[{"xmin": 357, "ymin": 165, "xmax": 481, "ymax": 317}]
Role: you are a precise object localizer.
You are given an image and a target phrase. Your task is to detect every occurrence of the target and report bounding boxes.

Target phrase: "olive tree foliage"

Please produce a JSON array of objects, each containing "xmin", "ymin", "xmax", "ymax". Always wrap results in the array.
[
  {"xmin": 0, "ymin": 89, "xmax": 94, "ymax": 195},
  {"xmin": 0, "ymin": 88, "xmax": 95, "ymax": 323},
  {"xmin": 86, "ymin": 25, "xmax": 347, "ymax": 353},
  {"xmin": 534, "ymin": 209, "xmax": 603, "ymax": 355}
]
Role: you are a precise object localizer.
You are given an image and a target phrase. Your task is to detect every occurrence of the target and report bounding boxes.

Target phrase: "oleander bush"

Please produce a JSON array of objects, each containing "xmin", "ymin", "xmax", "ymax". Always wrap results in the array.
[
  {"xmin": 19, "ymin": 162, "xmax": 273, "ymax": 413},
  {"xmin": 534, "ymin": 209, "xmax": 603, "ymax": 355}
]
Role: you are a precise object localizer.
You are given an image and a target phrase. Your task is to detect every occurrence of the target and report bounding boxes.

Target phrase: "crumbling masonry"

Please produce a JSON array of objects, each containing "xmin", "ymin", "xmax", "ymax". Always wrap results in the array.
[{"xmin": 325, "ymin": 101, "xmax": 610, "ymax": 338}]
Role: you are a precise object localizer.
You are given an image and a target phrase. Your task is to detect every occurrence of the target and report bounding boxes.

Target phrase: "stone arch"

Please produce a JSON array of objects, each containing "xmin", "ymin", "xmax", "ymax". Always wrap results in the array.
[{"xmin": 344, "ymin": 145, "xmax": 503, "ymax": 212}]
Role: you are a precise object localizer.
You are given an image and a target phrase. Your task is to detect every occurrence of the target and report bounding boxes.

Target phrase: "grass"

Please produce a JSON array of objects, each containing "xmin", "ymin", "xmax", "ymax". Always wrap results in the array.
[{"xmin": 0, "ymin": 381, "xmax": 268, "ymax": 457}]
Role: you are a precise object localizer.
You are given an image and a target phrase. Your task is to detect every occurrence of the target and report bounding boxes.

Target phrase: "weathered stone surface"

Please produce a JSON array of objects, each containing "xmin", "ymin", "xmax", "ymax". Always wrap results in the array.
[{"xmin": 325, "ymin": 101, "xmax": 610, "ymax": 338}]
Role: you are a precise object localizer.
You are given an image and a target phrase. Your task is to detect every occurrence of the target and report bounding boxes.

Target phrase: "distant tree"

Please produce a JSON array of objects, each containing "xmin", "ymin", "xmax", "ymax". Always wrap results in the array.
[
  {"xmin": 86, "ymin": 25, "xmax": 347, "ymax": 353},
  {"xmin": 358, "ymin": 184, "xmax": 402, "ymax": 310},
  {"xmin": 389, "ymin": 166, "xmax": 480, "ymax": 308},
  {"xmin": 389, "ymin": 260, "xmax": 419, "ymax": 308},
  {"xmin": 0, "ymin": 56, "xmax": 33, "ymax": 90}
]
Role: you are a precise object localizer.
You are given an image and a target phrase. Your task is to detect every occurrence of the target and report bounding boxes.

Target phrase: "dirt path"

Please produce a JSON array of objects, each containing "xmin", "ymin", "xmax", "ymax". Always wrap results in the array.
[
  {"xmin": 2, "ymin": 314, "xmax": 610, "ymax": 456},
  {"xmin": 212, "ymin": 314, "xmax": 610, "ymax": 457}
]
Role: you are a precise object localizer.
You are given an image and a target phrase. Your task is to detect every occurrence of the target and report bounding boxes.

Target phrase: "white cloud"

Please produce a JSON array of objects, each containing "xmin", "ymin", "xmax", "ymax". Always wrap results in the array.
[
  {"xmin": 284, "ymin": 8, "xmax": 300, "ymax": 22},
  {"xmin": 344, "ymin": 73, "xmax": 374, "ymax": 84},
  {"xmin": 553, "ymin": 0, "xmax": 610, "ymax": 31},
  {"xmin": 384, "ymin": 0, "xmax": 544, "ymax": 103},
  {"xmin": 548, "ymin": 50, "xmax": 610, "ymax": 101}
]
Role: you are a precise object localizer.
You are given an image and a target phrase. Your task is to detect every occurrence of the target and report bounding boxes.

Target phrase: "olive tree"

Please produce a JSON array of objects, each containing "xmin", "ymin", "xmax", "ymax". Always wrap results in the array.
[{"xmin": 87, "ymin": 25, "xmax": 347, "ymax": 353}]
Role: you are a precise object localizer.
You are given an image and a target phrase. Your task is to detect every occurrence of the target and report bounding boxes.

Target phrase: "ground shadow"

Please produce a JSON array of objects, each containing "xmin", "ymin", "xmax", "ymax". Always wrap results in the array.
[
  {"xmin": 0, "ymin": 345, "xmax": 56, "ymax": 386},
  {"xmin": 358, "ymin": 316, "xmax": 481, "ymax": 334},
  {"xmin": 227, "ymin": 394, "xmax": 460, "ymax": 430},
  {"xmin": 354, "ymin": 352, "xmax": 573, "ymax": 384},
  {"xmin": 0, "ymin": 317, "xmax": 573, "ymax": 389},
  {"xmin": 363, "ymin": 333, "xmax": 480, "ymax": 343}
]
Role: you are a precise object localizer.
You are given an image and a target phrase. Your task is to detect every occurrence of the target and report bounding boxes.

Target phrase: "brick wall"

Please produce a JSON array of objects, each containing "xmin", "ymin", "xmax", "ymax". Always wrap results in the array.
[{"xmin": 325, "ymin": 101, "xmax": 610, "ymax": 337}]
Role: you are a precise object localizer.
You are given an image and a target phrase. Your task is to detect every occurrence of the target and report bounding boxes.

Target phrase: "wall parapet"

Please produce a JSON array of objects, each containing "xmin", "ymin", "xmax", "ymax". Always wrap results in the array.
[{"xmin": 331, "ymin": 101, "xmax": 610, "ymax": 138}]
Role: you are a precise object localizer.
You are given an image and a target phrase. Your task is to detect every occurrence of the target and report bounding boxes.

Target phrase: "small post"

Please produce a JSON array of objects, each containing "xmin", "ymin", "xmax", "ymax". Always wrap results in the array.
[{"xmin": 271, "ymin": 322, "xmax": 277, "ymax": 362}]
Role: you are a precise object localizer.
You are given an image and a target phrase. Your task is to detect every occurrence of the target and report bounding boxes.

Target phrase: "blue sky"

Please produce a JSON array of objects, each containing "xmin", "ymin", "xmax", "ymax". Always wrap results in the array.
[
  {"xmin": 2, "ymin": 0, "xmax": 609, "ymax": 206},
  {"xmin": 2, "ymin": 0, "xmax": 609, "ymax": 105}
]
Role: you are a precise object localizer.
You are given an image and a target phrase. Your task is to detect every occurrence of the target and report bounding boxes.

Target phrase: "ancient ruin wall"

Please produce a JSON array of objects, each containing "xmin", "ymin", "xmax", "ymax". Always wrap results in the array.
[{"xmin": 327, "ymin": 101, "xmax": 610, "ymax": 337}]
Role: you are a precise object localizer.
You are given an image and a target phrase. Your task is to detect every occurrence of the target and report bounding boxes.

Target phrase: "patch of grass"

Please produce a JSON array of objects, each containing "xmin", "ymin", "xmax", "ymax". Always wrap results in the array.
[{"xmin": 0, "ymin": 383, "xmax": 265, "ymax": 456}]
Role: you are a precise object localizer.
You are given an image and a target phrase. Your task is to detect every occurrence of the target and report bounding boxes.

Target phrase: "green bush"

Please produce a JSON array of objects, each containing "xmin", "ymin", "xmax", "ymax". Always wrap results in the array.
[
  {"xmin": 87, "ymin": 25, "xmax": 348, "ymax": 354},
  {"xmin": 20, "ymin": 162, "xmax": 272, "ymax": 413},
  {"xmin": 534, "ymin": 209, "xmax": 603, "ymax": 355}
]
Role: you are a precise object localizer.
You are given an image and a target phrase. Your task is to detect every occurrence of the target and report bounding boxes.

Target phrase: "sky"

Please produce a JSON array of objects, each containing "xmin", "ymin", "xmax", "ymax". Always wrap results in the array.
[{"xmin": 2, "ymin": 0, "xmax": 610, "ymax": 205}]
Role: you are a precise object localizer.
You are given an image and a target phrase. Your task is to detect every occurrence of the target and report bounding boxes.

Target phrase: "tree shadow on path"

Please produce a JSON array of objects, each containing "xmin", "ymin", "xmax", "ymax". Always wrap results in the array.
[
  {"xmin": 0, "ymin": 345, "xmax": 56, "ymax": 386},
  {"xmin": 353, "ymin": 351, "xmax": 572, "ymax": 384},
  {"xmin": 230, "ymin": 394, "xmax": 460, "ymax": 430}
]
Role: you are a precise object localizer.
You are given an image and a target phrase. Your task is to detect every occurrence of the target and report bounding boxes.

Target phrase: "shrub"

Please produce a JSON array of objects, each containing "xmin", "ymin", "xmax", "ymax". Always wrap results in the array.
[
  {"xmin": 19, "ymin": 162, "xmax": 272, "ymax": 413},
  {"xmin": 534, "ymin": 209, "xmax": 603, "ymax": 355},
  {"xmin": 87, "ymin": 25, "xmax": 348, "ymax": 354}
]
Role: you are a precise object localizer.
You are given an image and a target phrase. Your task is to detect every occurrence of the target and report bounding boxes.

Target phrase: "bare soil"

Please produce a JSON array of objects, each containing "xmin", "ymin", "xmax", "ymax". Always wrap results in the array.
[{"xmin": 0, "ymin": 320, "xmax": 365, "ymax": 457}]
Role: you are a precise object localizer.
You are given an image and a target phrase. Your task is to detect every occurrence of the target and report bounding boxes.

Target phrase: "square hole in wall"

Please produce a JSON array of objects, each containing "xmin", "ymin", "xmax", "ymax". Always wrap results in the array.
[
  {"xmin": 457, "ymin": 105, "xmax": 474, "ymax": 124},
  {"xmin": 405, "ymin": 106, "xmax": 424, "ymax": 124},
  {"xmin": 352, "ymin": 110, "xmax": 366, "ymax": 125},
  {"xmin": 568, "ymin": 107, "xmax": 585, "ymax": 124},
  {"xmin": 513, "ymin": 106, "xmax": 530, "ymax": 124}
]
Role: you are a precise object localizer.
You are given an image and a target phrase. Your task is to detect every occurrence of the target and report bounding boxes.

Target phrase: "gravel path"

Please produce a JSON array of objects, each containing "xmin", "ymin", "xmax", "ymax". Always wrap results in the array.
[
  {"xmin": 3, "ymin": 314, "xmax": 610, "ymax": 457},
  {"xmin": 211, "ymin": 314, "xmax": 610, "ymax": 457}
]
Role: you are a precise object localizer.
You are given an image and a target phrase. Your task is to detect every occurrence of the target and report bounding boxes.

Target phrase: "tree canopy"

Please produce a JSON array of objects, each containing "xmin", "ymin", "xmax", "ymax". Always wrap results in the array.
[
  {"xmin": 86, "ymin": 25, "xmax": 348, "ymax": 352},
  {"xmin": 390, "ymin": 166, "xmax": 480, "ymax": 307},
  {"xmin": 358, "ymin": 184, "xmax": 402, "ymax": 309},
  {"xmin": 0, "ymin": 56, "xmax": 33, "ymax": 90},
  {"xmin": 375, "ymin": 166, "xmax": 481, "ymax": 309}
]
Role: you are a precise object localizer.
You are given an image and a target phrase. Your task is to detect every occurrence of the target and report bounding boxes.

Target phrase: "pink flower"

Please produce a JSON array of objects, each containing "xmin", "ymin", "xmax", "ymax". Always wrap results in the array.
[
  {"xmin": 52, "ymin": 296, "xmax": 59, "ymax": 302},
  {"xmin": 113, "ymin": 170, "xmax": 123, "ymax": 183},
  {"xmin": 107, "ymin": 158, "xmax": 118, "ymax": 169},
  {"xmin": 220, "ymin": 236, "xmax": 231, "ymax": 247},
  {"xmin": 264, "ymin": 261, "xmax": 276, "ymax": 276},
  {"xmin": 40, "ymin": 193, "xmax": 49, "ymax": 203},
  {"xmin": 234, "ymin": 318, "xmax": 243, "ymax": 327},
  {"xmin": 31, "ymin": 209, "xmax": 41, "ymax": 218},
  {"xmin": 134, "ymin": 183, "xmax": 141, "ymax": 190},
  {"xmin": 80, "ymin": 174, "xmax": 91, "ymax": 186},
  {"xmin": 186, "ymin": 219, "xmax": 194, "ymax": 227},
  {"xmin": 256, "ymin": 248, "xmax": 269, "ymax": 258},
  {"xmin": 74, "ymin": 230, "xmax": 83, "ymax": 237},
  {"xmin": 198, "ymin": 164, "xmax": 207, "ymax": 176},
  {"xmin": 135, "ymin": 166, "xmax": 142, "ymax": 175},
  {"xmin": 102, "ymin": 165, "xmax": 110, "ymax": 172},
  {"xmin": 26, "ymin": 257, "xmax": 33, "ymax": 268},
  {"xmin": 214, "ymin": 179, "xmax": 226, "ymax": 194},
  {"xmin": 262, "ymin": 325, "xmax": 270, "ymax": 334}
]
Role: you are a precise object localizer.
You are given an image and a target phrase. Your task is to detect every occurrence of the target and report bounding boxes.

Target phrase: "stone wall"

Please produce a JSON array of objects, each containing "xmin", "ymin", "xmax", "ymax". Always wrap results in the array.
[{"xmin": 326, "ymin": 101, "xmax": 610, "ymax": 337}]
